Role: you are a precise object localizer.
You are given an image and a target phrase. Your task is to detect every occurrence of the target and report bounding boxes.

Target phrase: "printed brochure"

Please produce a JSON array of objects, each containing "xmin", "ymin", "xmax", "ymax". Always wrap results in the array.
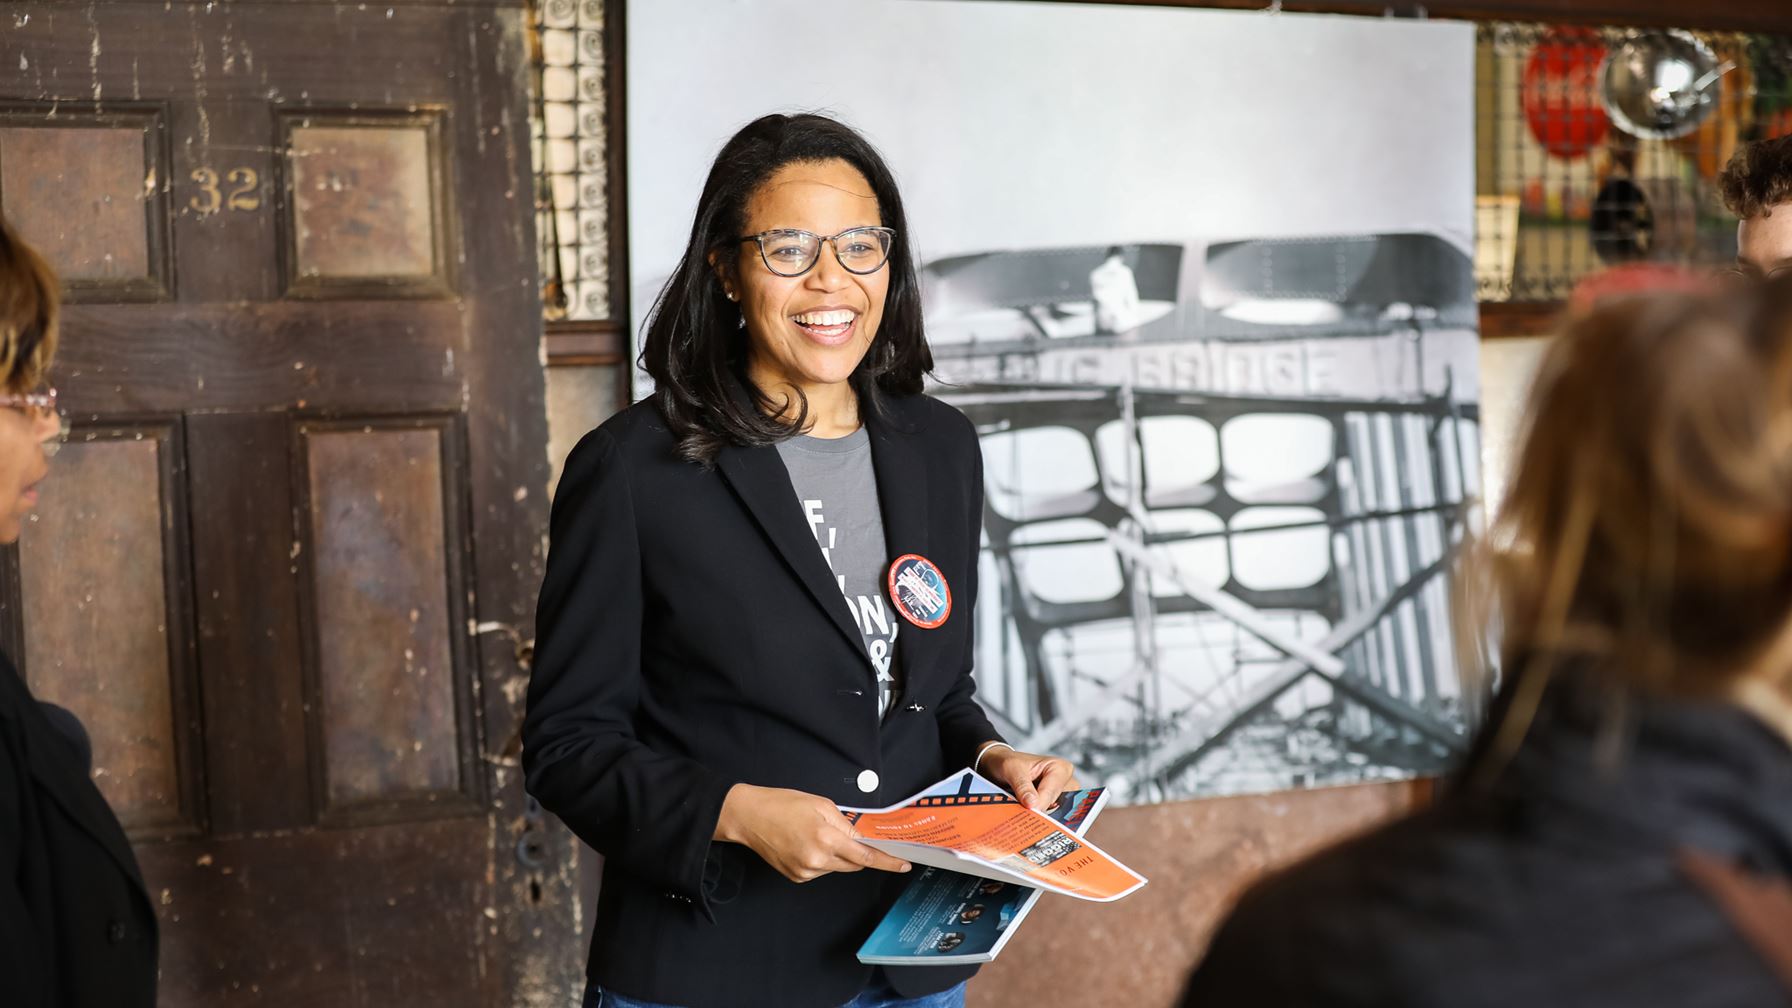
[
  {"xmin": 839, "ymin": 769, "xmax": 1145, "ymax": 902},
  {"xmin": 855, "ymin": 784, "xmax": 1110, "ymax": 965}
]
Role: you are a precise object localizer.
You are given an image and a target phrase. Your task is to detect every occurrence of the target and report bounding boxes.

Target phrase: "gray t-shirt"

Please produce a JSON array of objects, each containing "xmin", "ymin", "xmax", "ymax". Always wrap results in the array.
[{"xmin": 776, "ymin": 428, "xmax": 901, "ymax": 718}]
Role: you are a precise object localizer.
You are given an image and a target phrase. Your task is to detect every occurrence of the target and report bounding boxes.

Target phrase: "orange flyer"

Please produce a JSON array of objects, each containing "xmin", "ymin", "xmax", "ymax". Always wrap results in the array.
[{"xmin": 840, "ymin": 770, "xmax": 1146, "ymax": 902}]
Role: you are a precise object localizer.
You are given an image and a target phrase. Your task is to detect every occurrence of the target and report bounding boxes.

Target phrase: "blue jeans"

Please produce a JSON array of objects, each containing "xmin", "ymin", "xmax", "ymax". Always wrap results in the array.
[{"xmin": 586, "ymin": 974, "xmax": 967, "ymax": 1008}]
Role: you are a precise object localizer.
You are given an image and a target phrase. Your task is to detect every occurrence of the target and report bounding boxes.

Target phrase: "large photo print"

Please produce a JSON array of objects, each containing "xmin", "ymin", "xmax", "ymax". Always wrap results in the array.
[{"xmin": 629, "ymin": 0, "xmax": 1481, "ymax": 803}]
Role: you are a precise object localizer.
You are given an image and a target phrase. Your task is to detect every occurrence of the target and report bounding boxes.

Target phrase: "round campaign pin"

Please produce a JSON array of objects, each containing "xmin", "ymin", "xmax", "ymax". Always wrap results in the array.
[{"xmin": 887, "ymin": 553, "xmax": 952, "ymax": 630}]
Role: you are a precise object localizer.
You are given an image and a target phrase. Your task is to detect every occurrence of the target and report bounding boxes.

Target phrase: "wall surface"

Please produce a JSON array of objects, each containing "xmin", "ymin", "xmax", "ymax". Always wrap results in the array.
[
  {"xmin": 546, "ymin": 364, "xmax": 622, "ymax": 492},
  {"xmin": 968, "ymin": 781, "xmax": 1423, "ymax": 1006},
  {"xmin": 1477, "ymin": 335, "xmax": 1550, "ymax": 516}
]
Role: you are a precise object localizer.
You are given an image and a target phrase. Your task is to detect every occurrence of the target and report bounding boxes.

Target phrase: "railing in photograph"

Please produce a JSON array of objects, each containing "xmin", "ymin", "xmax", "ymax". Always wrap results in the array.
[{"xmin": 945, "ymin": 382, "xmax": 1482, "ymax": 800}]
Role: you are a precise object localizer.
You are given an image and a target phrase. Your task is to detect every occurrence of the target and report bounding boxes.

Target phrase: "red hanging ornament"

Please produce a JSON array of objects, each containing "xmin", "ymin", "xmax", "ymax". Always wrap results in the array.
[{"xmin": 1522, "ymin": 28, "xmax": 1611, "ymax": 161}]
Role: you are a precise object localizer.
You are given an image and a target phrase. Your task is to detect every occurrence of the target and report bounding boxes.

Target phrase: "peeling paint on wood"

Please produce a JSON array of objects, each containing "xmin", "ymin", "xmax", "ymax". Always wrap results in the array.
[{"xmin": 0, "ymin": 2, "xmax": 566, "ymax": 1004}]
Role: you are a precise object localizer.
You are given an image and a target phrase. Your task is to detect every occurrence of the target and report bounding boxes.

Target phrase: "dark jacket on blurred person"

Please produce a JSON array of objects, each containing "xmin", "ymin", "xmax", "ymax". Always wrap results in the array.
[
  {"xmin": 1183, "ymin": 677, "xmax": 1792, "ymax": 1007},
  {"xmin": 0, "ymin": 651, "xmax": 159, "ymax": 1008}
]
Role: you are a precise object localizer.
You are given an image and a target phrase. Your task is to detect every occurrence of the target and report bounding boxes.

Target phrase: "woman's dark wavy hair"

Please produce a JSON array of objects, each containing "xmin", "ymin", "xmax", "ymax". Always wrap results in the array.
[{"xmin": 640, "ymin": 113, "xmax": 932, "ymax": 466}]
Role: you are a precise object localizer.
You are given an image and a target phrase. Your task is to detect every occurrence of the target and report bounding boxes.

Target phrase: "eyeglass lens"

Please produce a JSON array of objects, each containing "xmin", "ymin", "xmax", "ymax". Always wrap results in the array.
[
  {"xmin": 41, "ymin": 414, "xmax": 69, "ymax": 457},
  {"xmin": 6, "ymin": 391, "xmax": 67, "ymax": 455},
  {"xmin": 759, "ymin": 229, "xmax": 892, "ymax": 277}
]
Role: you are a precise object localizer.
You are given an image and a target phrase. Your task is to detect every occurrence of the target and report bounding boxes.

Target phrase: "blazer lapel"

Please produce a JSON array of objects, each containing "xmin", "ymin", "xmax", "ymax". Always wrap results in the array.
[
  {"xmin": 863, "ymin": 398, "xmax": 929, "ymax": 581},
  {"xmin": 716, "ymin": 440, "xmax": 868, "ymax": 658},
  {"xmin": 863, "ymin": 396, "xmax": 943, "ymax": 698},
  {"xmin": 0, "ymin": 656, "xmax": 149, "ymax": 893}
]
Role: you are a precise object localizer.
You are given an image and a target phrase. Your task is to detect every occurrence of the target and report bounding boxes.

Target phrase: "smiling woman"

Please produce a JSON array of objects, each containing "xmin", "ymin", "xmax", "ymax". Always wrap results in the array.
[
  {"xmin": 637, "ymin": 114, "xmax": 934, "ymax": 467},
  {"xmin": 720, "ymin": 159, "xmax": 892, "ymax": 437},
  {"xmin": 523, "ymin": 113, "xmax": 1079, "ymax": 1008}
]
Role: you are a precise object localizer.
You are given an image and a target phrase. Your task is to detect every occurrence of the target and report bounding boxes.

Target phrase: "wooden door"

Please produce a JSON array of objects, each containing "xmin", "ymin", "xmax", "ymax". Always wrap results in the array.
[{"xmin": 0, "ymin": 4, "xmax": 582, "ymax": 1004}]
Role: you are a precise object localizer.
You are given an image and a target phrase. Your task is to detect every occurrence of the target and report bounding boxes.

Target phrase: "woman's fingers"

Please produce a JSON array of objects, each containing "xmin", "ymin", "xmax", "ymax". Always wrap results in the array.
[
  {"xmin": 1032, "ymin": 758, "xmax": 1078, "ymax": 812},
  {"xmin": 733, "ymin": 787, "xmax": 913, "ymax": 883},
  {"xmin": 1011, "ymin": 768, "xmax": 1042, "ymax": 810},
  {"xmin": 838, "ymin": 838, "xmax": 912, "ymax": 875},
  {"xmin": 817, "ymin": 812, "xmax": 910, "ymax": 876},
  {"xmin": 986, "ymin": 749, "xmax": 1080, "ymax": 810},
  {"xmin": 790, "ymin": 838, "xmax": 910, "ymax": 882}
]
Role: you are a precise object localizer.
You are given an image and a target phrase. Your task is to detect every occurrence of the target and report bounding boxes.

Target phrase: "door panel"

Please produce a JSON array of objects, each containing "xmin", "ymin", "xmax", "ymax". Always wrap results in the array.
[
  {"xmin": 186, "ymin": 411, "xmax": 317, "ymax": 837},
  {"xmin": 300, "ymin": 418, "xmax": 476, "ymax": 816},
  {"xmin": 0, "ymin": 111, "xmax": 172, "ymax": 300},
  {"xmin": 0, "ymin": 4, "xmax": 576, "ymax": 1004},
  {"xmin": 20, "ymin": 425, "xmax": 198, "ymax": 837},
  {"xmin": 140, "ymin": 819, "xmax": 495, "ymax": 1004},
  {"xmin": 45, "ymin": 302, "xmax": 469, "ymax": 413},
  {"xmin": 284, "ymin": 114, "xmax": 453, "ymax": 294}
]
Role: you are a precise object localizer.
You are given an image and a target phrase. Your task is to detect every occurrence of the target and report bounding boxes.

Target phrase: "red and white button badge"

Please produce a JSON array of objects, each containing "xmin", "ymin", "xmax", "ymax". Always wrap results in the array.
[{"xmin": 887, "ymin": 553, "xmax": 952, "ymax": 629}]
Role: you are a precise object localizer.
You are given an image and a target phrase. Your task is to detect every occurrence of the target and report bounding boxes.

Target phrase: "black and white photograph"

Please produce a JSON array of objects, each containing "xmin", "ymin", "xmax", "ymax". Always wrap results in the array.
[{"xmin": 629, "ymin": 0, "xmax": 1481, "ymax": 803}]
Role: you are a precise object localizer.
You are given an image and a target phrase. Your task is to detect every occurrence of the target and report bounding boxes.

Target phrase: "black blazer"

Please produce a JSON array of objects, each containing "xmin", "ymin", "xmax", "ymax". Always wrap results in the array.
[
  {"xmin": 0, "ymin": 652, "xmax": 158, "ymax": 1008},
  {"xmin": 523, "ymin": 388, "xmax": 1003, "ymax": 1008}
]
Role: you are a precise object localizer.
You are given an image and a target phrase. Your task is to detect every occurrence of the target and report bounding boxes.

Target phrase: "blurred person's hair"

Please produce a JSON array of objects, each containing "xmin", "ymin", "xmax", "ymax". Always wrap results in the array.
[
  {"xmin": 1466, "ymin": 279, "xmax": 1792, "ymax": 762},
  {"xmin": 1718, "ymin": 134, "xmax": 1792, "ymax": 220},
  {"xmin": 0, "ymin": 214, "xmax": 59, "ymax": 392}
]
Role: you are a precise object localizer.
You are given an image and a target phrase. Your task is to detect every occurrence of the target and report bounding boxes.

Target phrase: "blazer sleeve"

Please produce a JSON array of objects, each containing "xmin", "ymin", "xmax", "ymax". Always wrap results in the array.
[
  {"xmin": 932, "ymin": 422, "xmax": 1004, "ymax": 769},
  {"xmin": 0, "ymin": 725, "xmax": 54, "ymax": 1008},
  {"xmin": 522, "ymin": 427, "xmax": 740, "ymax": 907},
  {"xmin": 37, "ymin": 703, "xmax": 92, "ymax": 772}
]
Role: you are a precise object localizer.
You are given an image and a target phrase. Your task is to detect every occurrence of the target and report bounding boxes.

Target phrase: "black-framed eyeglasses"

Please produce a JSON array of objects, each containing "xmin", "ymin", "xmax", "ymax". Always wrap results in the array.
[
  {"xmin": 734, "ymin": 226, "xmax": 896, "ymax": 278},
  {"xmin": 0, "ymin": 387, "xmax": 69, "ymax": 457}
]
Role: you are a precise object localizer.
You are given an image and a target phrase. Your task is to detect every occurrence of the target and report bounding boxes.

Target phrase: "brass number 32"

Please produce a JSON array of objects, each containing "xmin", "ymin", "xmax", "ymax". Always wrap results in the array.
[{"xmin": 189, "ymin": 167, "xmax": 261, "ymax": 215}]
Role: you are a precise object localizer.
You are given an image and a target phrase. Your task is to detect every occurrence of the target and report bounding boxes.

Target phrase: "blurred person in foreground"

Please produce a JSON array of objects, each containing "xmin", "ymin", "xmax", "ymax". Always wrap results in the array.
[
  {"xmin": 0, "ymin": 214, "xmax": 158, "ymax": 1007},
  {"xmin": 1183, "ymin": 281, "xmax": 1792, "ymax": 1006}
]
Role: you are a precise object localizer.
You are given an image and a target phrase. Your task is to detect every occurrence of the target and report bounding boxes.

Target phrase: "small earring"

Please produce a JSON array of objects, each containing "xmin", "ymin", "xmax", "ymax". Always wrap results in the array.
[{"xmin": 725, "ymin": 290, "xmax": 738, "ymax": 302}]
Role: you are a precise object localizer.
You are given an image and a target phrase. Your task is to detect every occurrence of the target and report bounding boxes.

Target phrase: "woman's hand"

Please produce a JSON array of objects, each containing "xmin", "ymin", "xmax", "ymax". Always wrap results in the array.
[
  {"xmin": 978, "ymin": 745, "xmax": 1079, "ymax": 812},
  {"xmin": 714, "ymin": 783, "xmax": 912, "ymax": 884}
]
